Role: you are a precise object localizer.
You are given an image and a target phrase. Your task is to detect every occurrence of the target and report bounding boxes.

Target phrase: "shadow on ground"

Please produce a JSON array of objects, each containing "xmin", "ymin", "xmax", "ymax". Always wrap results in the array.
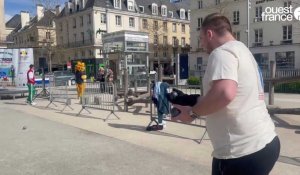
[
  {"xmin": 271, "ymin": 114, "xmax": 300, "ymax": 130},
  {"xmin": 279, "ymin": 156, "xmax": 300, "ymax": 167},
  {"xmin": 108, "ymin": 123, "xmax": 208, "ymax": 144}
]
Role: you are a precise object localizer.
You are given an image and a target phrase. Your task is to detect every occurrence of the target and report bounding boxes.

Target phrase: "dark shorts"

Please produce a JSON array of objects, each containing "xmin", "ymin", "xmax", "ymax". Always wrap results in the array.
[{"xmin": 212, "ymin": 136, "xmax": 280, "ymax": 175}]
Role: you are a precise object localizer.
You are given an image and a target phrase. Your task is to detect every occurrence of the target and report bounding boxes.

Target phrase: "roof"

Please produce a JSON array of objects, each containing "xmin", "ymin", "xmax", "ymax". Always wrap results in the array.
[
  {"xmin": 5, "ymin": 14, "xmax": 21, "ymax": 28},
  {"xmin": 10, "ymin": 10, "xmax": 56, "ymax": 35},
  {"xmin": 57, "ymin": 0, "xmax": 190, "ymax": 20}
]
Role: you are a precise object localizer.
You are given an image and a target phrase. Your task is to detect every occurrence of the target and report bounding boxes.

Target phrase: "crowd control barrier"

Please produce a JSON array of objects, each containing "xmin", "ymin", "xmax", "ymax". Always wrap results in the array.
[
  {"xmin": 46, "ymin": 78, "xmax": 73, "ymax": 112},
  {"xmin": 77, "ymin": 82, "xmax": 120, "ymax": 121},
  {"xmin": 149, "ymin": 83, "xmax": 208, "ymax": 144}
]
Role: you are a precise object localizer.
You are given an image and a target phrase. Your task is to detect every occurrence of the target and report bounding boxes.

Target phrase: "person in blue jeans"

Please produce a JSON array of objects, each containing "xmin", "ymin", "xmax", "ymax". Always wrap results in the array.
[{"xmin": 27, "ymin": 64, "xmax": 36, "ymax": 105}]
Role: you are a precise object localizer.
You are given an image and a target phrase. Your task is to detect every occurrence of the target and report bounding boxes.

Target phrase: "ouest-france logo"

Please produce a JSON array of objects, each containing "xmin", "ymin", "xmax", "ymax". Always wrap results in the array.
[{"xmin": 262, "ymin": 6, "xmax": 300, "ymax": 21}]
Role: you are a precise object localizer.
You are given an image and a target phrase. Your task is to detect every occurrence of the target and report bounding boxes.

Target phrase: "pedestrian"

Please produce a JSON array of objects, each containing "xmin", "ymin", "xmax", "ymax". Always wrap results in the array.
[
  {"xmin": 106, "ymin": 68, "xmax": 114, "ymax": 82},
  {"xmin": 96, "ymin": 67, "xmax": 106, "ymax": 92},
  {"xmin": 10, "ymin": 65, "xmax": 15, "ymax": 86},
  {"xmin": 172, "ymin": 13, "xmax": 280, "ymax": 175},
  {"xmin": 96, "ymin": 67, "xmax": 105, "ymax": 82},
  {"xmin": 26, "ymin": 64, "xmax": 36, "ymax": 105}
]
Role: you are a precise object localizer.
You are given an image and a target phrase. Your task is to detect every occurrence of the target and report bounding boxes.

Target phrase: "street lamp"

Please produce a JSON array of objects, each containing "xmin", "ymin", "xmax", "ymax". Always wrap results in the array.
[{"xmin": 247, "ymin": 0, "xmax": 251, "ymax": 48}]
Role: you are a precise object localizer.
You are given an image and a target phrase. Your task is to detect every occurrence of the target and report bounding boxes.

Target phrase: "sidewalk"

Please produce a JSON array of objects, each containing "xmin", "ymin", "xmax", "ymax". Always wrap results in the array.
[{"xmin": 1, "ymin": 94, "xmax": 300, "ymax": 174}]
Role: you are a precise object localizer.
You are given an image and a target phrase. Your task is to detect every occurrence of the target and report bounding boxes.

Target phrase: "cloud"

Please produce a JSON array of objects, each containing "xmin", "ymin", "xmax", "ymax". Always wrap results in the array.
[{"xmin": 5, "ymin": 14, "xmax": 13, "ymax": 22}]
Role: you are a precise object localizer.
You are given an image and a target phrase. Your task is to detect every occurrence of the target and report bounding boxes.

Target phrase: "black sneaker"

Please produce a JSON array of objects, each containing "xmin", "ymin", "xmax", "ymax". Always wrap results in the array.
[{"xmin": 146, "ymin": 125, "xmax": 163, "ymax": 131}]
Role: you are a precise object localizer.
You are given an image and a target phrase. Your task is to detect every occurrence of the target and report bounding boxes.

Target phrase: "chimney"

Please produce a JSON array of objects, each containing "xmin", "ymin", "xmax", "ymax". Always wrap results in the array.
[
  {"xmin": 82, "ymin": 0, "xmax": 86, "ymax": 9},
  {"xmin": 56, "ymin": 5, "xmax": 61, "ymax": 15},
  {"xmin": 20, "ymin": 11, "xmax": 30, "ymax": 28},
  {"xmin": 36, "ymin": 4, "xmax": 44, "ymax": 21},
  {"xmin": 65, "ymin": 2, "xmax": 72, "ymax": 15}
]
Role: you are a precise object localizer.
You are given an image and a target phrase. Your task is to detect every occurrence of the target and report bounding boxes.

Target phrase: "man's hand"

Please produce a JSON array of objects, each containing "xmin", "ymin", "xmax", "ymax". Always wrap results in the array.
[{"xmin": 171, "ymin": 104, "xmax": 195, "ymax": 123}]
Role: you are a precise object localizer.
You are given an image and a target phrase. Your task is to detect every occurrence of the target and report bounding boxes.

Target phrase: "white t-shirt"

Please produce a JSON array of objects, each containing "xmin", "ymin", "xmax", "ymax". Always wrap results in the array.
[{"xmin": 203, "ymin": 40, "xmax": 276, "ymax": 159}]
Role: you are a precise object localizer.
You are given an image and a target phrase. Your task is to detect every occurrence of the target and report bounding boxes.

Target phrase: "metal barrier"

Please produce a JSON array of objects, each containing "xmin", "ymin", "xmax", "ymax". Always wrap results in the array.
[
  {"xmin": 77, "ymin": 82, "xmax": 120, "ymax": 121},
  {"xmin": 148, "ymin": 83, "xmax": 208, "ymax": 144},
  {"xmin": 46, "ymin": 78, "xmax": 73, "ymax": 112}
]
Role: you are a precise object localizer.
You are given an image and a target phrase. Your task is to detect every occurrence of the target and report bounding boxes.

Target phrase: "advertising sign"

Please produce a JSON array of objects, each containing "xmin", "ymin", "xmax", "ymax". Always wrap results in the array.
[
  {"xmin": 16, "ymin": 48, "xmax": 34, "ymax": 87},
  {"xmin": 0, "ymin": 49, "xmax": 14, "ymax": 78},
  {"xmin": 0, "ymin": 48, "xmax": 34, "ymax": 87}
]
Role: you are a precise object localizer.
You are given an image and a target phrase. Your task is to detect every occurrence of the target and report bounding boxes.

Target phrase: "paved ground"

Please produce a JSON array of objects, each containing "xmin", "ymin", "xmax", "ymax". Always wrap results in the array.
[
  {"xmin": 0, "ymin": 107, "xmax": 209, "ymax": 175},
  {"xmin": 0, "ymin": 92, "xmax": 299, "ymax": 174}
]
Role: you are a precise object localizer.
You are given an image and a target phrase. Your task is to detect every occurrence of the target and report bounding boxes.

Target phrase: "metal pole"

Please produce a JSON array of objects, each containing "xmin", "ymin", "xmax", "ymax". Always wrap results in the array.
[
  {"xmin": 269, "ymin": 61, "xmax": 275, "ymax": 105},
  {"xmin": 247, "ymin": 0, "xmax": 251, "ymax": 48},
  {"xmin": 106, "ymin": 0, "xmax": 109, "ymax": 33},
  {"xmin": 176, "ymin": 53, "xmax": 180, "ymax": 85},
  {"xmin": 124, "ymin": 54, "xmax": 129, "ymax": 112}
]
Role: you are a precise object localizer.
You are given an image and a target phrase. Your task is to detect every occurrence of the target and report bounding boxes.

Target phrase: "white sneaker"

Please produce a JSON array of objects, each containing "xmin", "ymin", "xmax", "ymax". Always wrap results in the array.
[{"xmin": 30, "ymin": 102, "xmax": 37, "ymax": 106}]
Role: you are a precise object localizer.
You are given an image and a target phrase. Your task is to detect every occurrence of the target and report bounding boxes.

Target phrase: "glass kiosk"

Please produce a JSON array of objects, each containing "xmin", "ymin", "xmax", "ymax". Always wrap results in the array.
[{"xmin": 102, "ymin": 31, "xmax": 150, "ymax": 92}]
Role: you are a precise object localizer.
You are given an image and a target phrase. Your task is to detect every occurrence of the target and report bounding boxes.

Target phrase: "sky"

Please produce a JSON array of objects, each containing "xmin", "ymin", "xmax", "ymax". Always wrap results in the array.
[
  {"xmin": 4, "ymin": 0, "xmax": 64, "ymax": 22},
  {"xmin": 4, "ymin": 0, "xmax": 35, "ymax": 22}
]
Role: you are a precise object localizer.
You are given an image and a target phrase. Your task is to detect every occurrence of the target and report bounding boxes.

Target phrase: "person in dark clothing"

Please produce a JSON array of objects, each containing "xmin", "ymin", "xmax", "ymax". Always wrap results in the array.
[{"xmin": 147, "ymin": 82, "xmax": 170, "ymax": 131}]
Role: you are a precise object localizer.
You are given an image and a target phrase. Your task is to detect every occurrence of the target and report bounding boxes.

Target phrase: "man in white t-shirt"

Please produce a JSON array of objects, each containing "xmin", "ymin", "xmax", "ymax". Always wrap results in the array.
[{"xmin": 172, "ymin": 13, "xmax": 280, "ymax": 175}]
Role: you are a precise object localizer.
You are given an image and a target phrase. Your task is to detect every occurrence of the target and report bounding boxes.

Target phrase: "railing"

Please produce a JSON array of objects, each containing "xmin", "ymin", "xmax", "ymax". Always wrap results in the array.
[
  {"xmin": 261, "ymin": 69, "xmax": 300, "ymax": 79},
  {"xmin": 58, "ymin": 39, "xmax": 102, "ymax": 48}
]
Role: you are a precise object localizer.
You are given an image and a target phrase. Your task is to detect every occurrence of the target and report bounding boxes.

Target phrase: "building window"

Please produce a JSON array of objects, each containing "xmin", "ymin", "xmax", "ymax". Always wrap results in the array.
[
  {"xmin": 169, "ymin": 11, "xmax": 173, "ymax": 18},
  {"xmin": 59, "ymin": 23, "xmax": 63, "ymax": 31},
  {"xmin": 89, "ymin": 50, "xmax": 93, "ymax": 56},
  {"xmin": 163, "ymin": 22, "xmax": 167, "ymax": 31},
  {"xmin": 197, "ymin": 57, "xmax": 203, "ymax": 70},
  {"xmin": 275, "ymin": 51, "xmax": 294, "ymax": 69},
  {"xmin": 101, "ymin": 13, "xmax": 106, "ymax": 24},
  {"xmin": 114, "ymin": 0, "xmax": 121, "ymax": 9},
  {"xmin": 233, "ymin": 11, "xmax": 240, "ymax": 25},
  {"xmin": 73, "ymin": 18, "xmax": 76, "ymax": 28},
  {"xmin": 163, "ymin": 51, "xmax": 167, "ymax": 57},
  {"xmin": 139, "ymin": 6, "xmax": 144, "ymax": 13},
  {"xmin": 172, "ymin": 37, "xmax": 178, "ymax": 47},
  {"xmin": 60, "ymin": 36, "xmax": 63, "ymax": 44},
  {"xmin": 283, "ymin": 25, "xmax": 292, "ymax": 41},
  {"xmin": 180, "ymin": 9, "xmax": 185, "ymax": 19},
  {"xmin": 254, "ymin": 29, "xmax": 263, "ymax": 45},
  {"xmin": 81, "ymin": 50, "xmax": 85, "ymax": 57},
  {"xmin": 154, "ymin": 21, "xmax": 158, "ymax": 30},
  {"xmin": 181, "ymin": 37, "xmax": 186, "ymax": 47},
  {"xmin": 181, "ymin": 24, "xmax": 185, "ymax": 33},
  {"xmin": 129, "ymin": 17, "xmax": 135, "ymax": 27},
  {"xmin": 154, "ymin": 52, "xmax": 158, "ymax": 57},
  {"xmin": 81, "ymin": 32, "xmax": 85, "ymax": 44},
  {"xmin": 80, "ymin": 16, "xmax": 83, "ymax": 27},
  {"xmin": 154, "ymin": 35, "xmax": 158, "ymax": 45},
  {"xmin": 161, "ymin": 5, "xmax": 167, "ymax": 16},
  {"xmin": 284, "ymin": 1, "xmax": 292, "ymax": 8},
  {"xmin": 116, "ymin": 15, "xmax": 122, "ymax": 26},
  {"xmin": 187, "ymin": 10, "xmax": 190, "ymax": 20},
  {"xmin": 74, "ymin": 34, "xmax": 77, "ymax": 42},
  {"xmin": 163, "ymin": 36, "xmax": 167, "ymax": 46},
  {"xmin": 216, "ymin": 0, "xmax": 220, "ymax": 5},
  {"xmin": 142, "ymin": 19, "xmax": 148, "ymax": 29},
  {"xmin": 87, "ymin": 14, "xmax": 91, "ymax": 24},
  {"xmin": 197, "ymin": 18, "xmax": 203, "ymax": 28},
  {"xmin": 128, "ymin": 0, "xmax": 134, "ymax": 11},
  {"xmin": 255, "ymin": 6, "xmax": 262, "ymax": 22},
  {"xmin": 254, "ymin": 53, "xmax": 269, "ymax": 70},
  {"xmin": 46, "ymin": 32, "xmax": 51, "ymax": 39},
  {"xmin": 233, "ymin": 31, "xmax": 240, "ymax": 41},
  {"xmin": 152, "ymin": 3, "xmax": 158, "ymax": 15},
  {"xmin": 198, "ymin": 1, "xmax": 203, "ymax": 9},
  {"xmin": 172, "ymin": 23, "xmax": 177, "ymax": 32}
]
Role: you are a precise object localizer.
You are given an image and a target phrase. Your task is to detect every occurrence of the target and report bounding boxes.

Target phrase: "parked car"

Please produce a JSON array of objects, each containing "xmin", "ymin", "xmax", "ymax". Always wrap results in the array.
[{"xmin": 46, "ymin": 71, "xmax": 76, "ymax": 86}]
